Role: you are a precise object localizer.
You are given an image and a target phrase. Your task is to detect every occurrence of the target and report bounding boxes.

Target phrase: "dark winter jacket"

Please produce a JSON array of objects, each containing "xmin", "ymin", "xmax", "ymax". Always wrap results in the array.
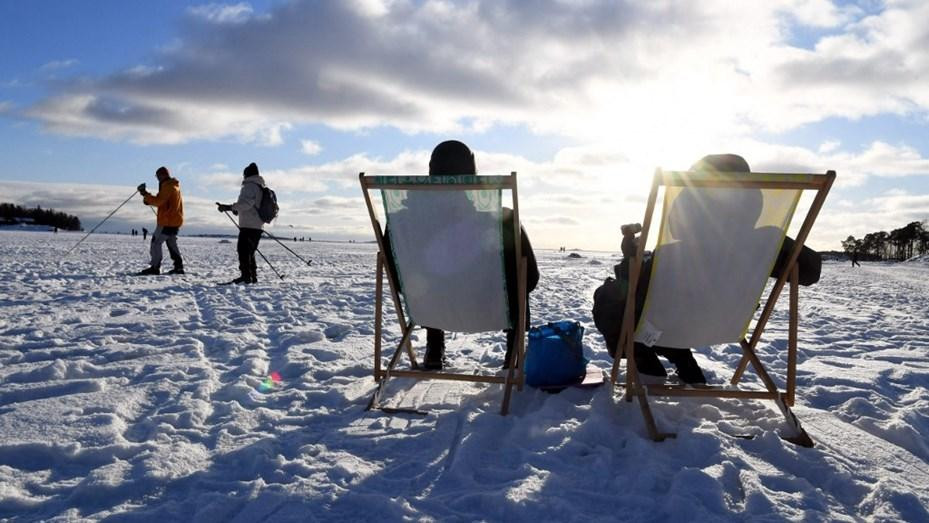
[{"xmin": 501, "ymin": 208, "xmax": 540, "ymax": 323}]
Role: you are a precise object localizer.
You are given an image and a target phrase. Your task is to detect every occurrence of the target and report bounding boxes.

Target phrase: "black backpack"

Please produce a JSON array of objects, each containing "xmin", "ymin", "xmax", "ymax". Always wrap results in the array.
[
  {"xmin": 257, "ymin": 186, "xmax": 279, "ymax": 223},
  {"xmin": 592, "ymin": 257, "xmax": 651, "ymax": 358},
  {"xmin": 592, "ymin": 277, "xmax": 627, "ymax": 358}
]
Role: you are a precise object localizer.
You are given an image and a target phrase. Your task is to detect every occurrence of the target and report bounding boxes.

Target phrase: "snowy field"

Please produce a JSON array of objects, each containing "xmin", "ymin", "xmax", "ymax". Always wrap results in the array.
[{"xmin": 1, "ymin": 230, "xmax": 928, "ymax": 522}]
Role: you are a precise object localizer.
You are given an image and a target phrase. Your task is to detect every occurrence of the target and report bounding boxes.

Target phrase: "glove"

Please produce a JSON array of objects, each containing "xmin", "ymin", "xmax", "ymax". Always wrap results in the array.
[
  {"xmin": 216, "ymin": 203, "xmax": 232, "ymax": 213},
  {"xmin": 137, "ymin": 183, "xmax": 146, "ymax": 194}
]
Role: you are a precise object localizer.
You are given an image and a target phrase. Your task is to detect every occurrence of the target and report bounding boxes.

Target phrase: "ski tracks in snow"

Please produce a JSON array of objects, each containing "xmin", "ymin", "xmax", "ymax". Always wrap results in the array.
[{"xmin": 2, "ymin": 233, "xmax": 929, "ymax": 521}]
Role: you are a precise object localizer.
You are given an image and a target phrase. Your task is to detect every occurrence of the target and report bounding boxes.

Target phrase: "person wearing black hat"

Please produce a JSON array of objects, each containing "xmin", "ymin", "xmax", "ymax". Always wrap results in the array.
[
  {"xmin": 596, "ymin": 153, "xmax": 822, "ymax": 384},
  {"xmin": 136, "ymin": 166, "xmax": 185, "ymax": 275},
  {"xmin": 383, "ymin": 140, "xmax": 540, "ymax": 370},
  {"xmin": 217, "ymin": 162, "xmax": 267, "ymax": 284}
]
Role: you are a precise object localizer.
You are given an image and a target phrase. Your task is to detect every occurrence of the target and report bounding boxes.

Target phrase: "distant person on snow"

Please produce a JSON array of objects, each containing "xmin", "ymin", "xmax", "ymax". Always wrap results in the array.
[
  {"xmin": 142, "ymin": 227, "xmax": 148, "ymax": 241},
  {"xmin": 851, "ymin": 249, "xmax": 861, "ymax": 267},
  {"xmin": 136, "ymin": 167, "xmax": 185, "ymax": 276},
  {"xmin": 217, "ymin": 162, "xmax": 266, "ymax": 285}
]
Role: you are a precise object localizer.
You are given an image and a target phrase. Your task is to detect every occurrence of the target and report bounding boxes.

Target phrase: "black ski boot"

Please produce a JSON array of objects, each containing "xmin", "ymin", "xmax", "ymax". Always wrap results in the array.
[
  {"xmin": 633, "ymin": 344, "xmax": 668, "ymax": 379},
  {"xmin": 656, "ymin": 348, "xmax": 707, "ymax": 385}
]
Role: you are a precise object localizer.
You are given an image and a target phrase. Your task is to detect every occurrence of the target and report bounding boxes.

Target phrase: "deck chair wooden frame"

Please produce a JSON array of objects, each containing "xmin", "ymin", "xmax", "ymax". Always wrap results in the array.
[
  {"xmin": 610, "ymin": 168, "xmax": 835, "ymax": 446},
  {"xmin": 359, "ymin": 172, "xmax": 529, "ymax": 415}
]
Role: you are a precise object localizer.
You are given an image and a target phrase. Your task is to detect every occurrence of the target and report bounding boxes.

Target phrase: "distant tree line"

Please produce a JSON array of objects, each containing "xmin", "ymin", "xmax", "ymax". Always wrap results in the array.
[
  {"xmin": 842, "ymin": 220, "xmax": 929, "ymax": 261},
  {"xmin": 0, "ymin": 202, "xmax": 82, "ymax": 231}
]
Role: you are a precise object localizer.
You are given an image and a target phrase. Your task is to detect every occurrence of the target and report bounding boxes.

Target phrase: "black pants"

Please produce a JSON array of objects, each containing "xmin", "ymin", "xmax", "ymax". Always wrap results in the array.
[
  {"xmin": 237, "ymin": 228, "xmax": 262, "ymax": 282},
  {"xmin": 426, "ymin": 301, "xmax": 531, "ymax": 356}
]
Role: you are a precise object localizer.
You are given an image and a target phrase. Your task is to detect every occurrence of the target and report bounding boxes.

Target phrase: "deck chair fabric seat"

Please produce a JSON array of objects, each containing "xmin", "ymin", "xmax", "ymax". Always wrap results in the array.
[
  {"xmin": 636, "ymin": 183, "xmax": 802, "ymax": 349},
  {"xmin": 611, "ymin": 168, "xmax": 835, "ymax": 446},
  {"xmin": 360, "ymin": 173, "xmax": 529, "ymax": 415},
  {"xmin": 383, "ymin": 187, "xmax": 511, "ymax": 333}
]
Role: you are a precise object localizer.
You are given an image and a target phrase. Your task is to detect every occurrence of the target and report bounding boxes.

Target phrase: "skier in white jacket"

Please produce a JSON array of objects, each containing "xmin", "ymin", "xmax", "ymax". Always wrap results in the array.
[{"xmin": 217, "ymin": 162, "xmax": 266, "ymax": 284}]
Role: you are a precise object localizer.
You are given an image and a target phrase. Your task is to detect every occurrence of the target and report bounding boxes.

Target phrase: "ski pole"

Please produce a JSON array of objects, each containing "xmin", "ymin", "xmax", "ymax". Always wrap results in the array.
[
  {"xmin": 222, "ymin": 210, "xmax": 285, "ymax": 281},
  {"xmin": 62, "ymin": 189, "xmax": 138, "ymax": 259},
  {"xmin": 261, "ymin": 230, "xmax": 313, "ymax": 266}
]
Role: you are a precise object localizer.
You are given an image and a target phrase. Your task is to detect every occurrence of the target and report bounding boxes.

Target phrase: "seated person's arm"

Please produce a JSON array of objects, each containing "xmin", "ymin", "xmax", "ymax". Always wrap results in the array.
[{"xmin": 773, "ymin": 236, "xmax": 822, "ymax": 286}]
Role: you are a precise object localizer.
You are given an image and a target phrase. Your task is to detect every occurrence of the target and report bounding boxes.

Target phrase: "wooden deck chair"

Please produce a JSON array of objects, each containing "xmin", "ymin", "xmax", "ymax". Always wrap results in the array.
[
  {"xmin": 610, "ymin": 168, "xmax": 835, "ymax": 446},
  {"xmin": 359, "ymin": 173, "xmax": 529, "ymax": 415}
]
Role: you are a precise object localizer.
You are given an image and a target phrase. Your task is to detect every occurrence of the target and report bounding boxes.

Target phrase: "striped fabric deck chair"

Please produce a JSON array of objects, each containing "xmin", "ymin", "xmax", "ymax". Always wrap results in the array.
[
  {"xmin": 359, "ymin": 173, "xmax": 529, "ymax": 415},
  {"xmin": 610, "ymin": 168, "xmax": 835, "ymax": 446}
]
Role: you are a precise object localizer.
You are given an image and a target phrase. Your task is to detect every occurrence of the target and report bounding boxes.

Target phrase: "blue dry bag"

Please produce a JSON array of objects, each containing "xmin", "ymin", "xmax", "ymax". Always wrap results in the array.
[{"xmin": 524, "ymin": 320, "xmax": 588, "ymax": 387}]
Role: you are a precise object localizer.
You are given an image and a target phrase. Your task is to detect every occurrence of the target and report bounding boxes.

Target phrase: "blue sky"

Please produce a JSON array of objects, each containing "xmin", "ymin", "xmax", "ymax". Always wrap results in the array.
[{"xmin": 2, "ymin": 0, "xmax": 929, "ymax": 250}]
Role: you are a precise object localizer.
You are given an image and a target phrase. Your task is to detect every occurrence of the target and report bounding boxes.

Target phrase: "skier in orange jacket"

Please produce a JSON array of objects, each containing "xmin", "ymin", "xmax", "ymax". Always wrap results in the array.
[{"xmin": 136, "ymin": 166, "xmax": 185, "ymax": 275}]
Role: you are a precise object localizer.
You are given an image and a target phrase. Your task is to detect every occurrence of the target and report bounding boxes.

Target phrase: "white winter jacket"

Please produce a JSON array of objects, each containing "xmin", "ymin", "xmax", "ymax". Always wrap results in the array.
[{"xmin": 231, "ymin": 175, "xmax": 266, "ymax": 230}]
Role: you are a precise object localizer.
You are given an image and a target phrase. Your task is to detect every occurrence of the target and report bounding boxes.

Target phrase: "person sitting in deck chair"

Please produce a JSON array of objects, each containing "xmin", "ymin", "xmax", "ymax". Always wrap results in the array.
[
  {"xmin": 383, "ymin": 140, "xmax": 540, "ymax": 370},
  {"xmin": 594, "ymin": 154, "xmax": 822, "ymax": 383}
]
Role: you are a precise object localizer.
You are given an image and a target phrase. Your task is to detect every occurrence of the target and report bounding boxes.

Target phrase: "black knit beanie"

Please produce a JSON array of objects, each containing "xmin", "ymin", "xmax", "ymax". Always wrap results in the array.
[{"xmin": 429, "ymin": 141, "xmax": 476, "ymax": 176}]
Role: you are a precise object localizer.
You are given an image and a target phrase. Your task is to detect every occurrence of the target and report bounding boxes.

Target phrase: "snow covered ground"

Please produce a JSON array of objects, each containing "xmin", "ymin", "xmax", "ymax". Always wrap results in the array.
[{"xmin": 1, "ymin": 230, "xmax": 928, "ymax": 521}]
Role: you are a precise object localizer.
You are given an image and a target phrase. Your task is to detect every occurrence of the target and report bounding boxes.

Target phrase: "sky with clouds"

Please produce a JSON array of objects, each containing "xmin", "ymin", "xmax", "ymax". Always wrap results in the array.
[{"xmin": 2, "ymin": 0, "xmax": 929, "ymax": 250}]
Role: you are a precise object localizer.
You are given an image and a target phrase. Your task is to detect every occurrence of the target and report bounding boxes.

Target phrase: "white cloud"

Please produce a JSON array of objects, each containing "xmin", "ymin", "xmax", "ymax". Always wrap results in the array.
[
  {"xmin": 823, "ymin": 191, "xmax": 929, "ymax": 242},
  {"xmin": 187, "ymin": 3, "xmax": 255, "ymax": 24},
  {"xmin": 9, "ymin": 0, "xmax": 929, "ymax": 252},
  {"xmin": 818, "ymin": 140, "xmax": 841, "ymax": 153},
  {"xmin": 1, "ymin": 78, "xmax": 27, "ymax": 88},
  {"xmin": 27, "ymin": 94, "xmax": 293, "ymax": 145},
  {"xmin": 124, "ymin": 65, "xmax": 165, "ymax": 78},
  {"xmin": 337, "ymin": 140, "xmax": 929, "ymax": 250},
  {"xmin": 39, "ymin": 59, "xmax": 78, "ymax": 71},
  {"xmin": 300, "ymin": 139, "xmax": 322, "ymax": 156},
  {"xmin": 5, "ymin": 135, "xmax": 929, "ymax": 250},
  {"xmin": 22, "ymin": 0, "xmax": 929, "ymax": 150}
]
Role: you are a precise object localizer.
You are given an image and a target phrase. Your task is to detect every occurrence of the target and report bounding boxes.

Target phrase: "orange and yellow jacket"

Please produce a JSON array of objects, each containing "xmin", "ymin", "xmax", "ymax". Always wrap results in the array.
[{"xmin": 143, "ymin": 178, "xmax": 184, "ymax": 227}]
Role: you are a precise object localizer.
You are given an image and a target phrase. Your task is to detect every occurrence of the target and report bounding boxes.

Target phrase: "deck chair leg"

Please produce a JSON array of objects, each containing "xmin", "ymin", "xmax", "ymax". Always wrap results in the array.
[
  {"xmin": 632, "ymin": 385, "xmax": 675, "ymax": 442},
  {"xmin": 378, "ymin": 244, "xmax": 418, "ymax": 369},
  {"xmin": 736, "ymin": 339, "xmax": 782, "ymax": 395},
  {"xmin": 391, "ymin": 288, "xmax": 417, "ymax": 369},
  {"xmin": 501, "ymin": 370, "xmax": 516, "ymax": 415},
  {"xmin": 610, "ymin": 313, "xmax": 631, "ymax": 385},
  {"xmin": 374, "ymin": 254, "xmax": 384, "ymax": 382},
  {"xmin": 786, "ymin": 264, "xmax": 799, "ymax": 407},
  {"xmin": 614, "ymin": 298, "xmax": 638, "ymax": 402},
  {"xmin": 615, "ymin": 317, "xmax": 675, "ymax": 440},
  {"xmin": 610, "ymin": 328, "xmax": 629, "ymax": 385},
  {"xmin": 501, "ymin": 257, "xmax": 529, "ymax": 415},
  {"xmin": 623, "ymin": 332, "xmax": 636, "ymax": 403},
  {"xmin": 625, "ymin": 340, "xmax": 674, "ymax": 440},
  {"xmin": 502, "ymin": 342, "xmax": 522, "ymax": 409},
  {"xmin": 367, "ymin": 321, "xmax": 415, "ymax": 411},
  {"xmin": 774, "ymin": 394, "xmax": 814, "ymax": 447},
  {"xmin": 515, "ymin": 257, "xmax": 528, "ymax": 393},
  {"xmin": 734, "ymin": 338, "xmax": 813, "ymax": 446}
]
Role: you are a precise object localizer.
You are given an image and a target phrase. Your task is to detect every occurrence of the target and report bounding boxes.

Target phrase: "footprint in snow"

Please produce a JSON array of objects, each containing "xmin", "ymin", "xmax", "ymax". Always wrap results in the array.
[{"xmin": 324, "ymin": 324, "xmax": 352, "ymax": 341}]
